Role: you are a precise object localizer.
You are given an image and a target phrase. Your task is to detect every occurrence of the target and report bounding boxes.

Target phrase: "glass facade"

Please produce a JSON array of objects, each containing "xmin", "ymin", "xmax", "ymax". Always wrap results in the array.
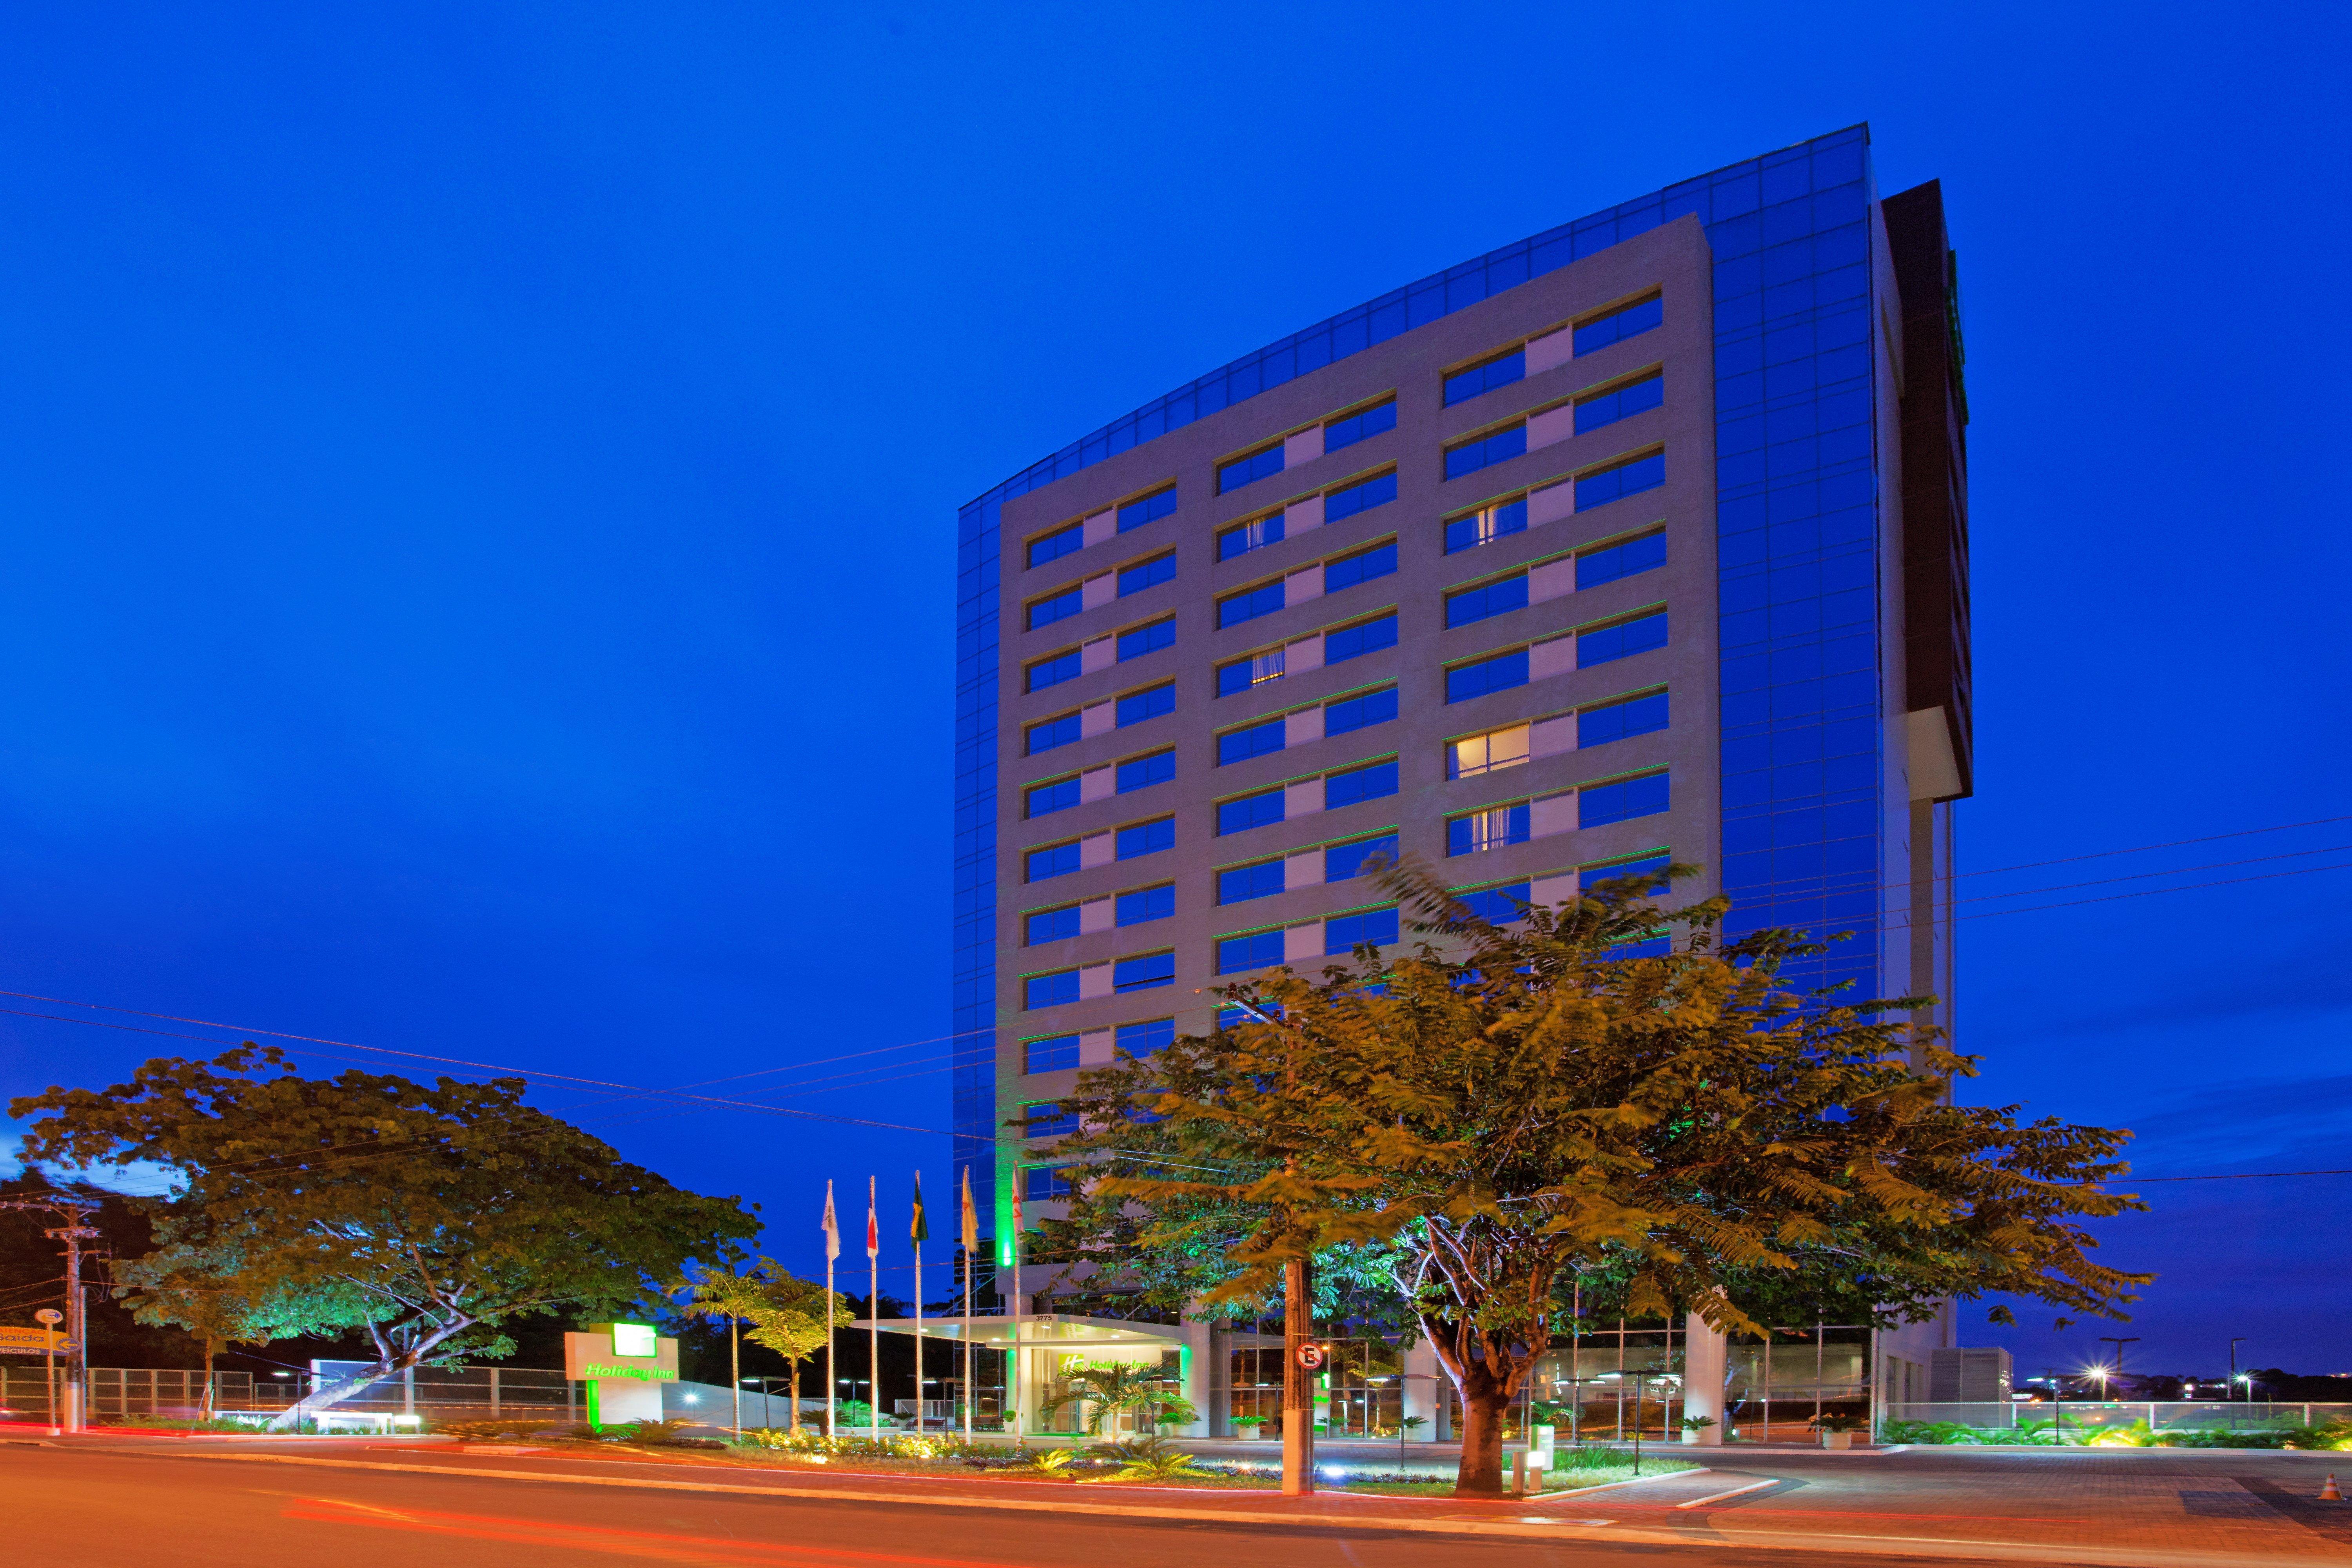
[{"xmin": 957, "ymin": 125, "xmax": 1889, "ymax": 1235}]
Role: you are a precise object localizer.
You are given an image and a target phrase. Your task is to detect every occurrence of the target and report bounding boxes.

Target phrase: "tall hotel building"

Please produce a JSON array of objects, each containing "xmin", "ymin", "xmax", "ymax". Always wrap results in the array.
[{"xmin": 953, "ymin": 127, "xmax": 1972, "ymax": 1312}]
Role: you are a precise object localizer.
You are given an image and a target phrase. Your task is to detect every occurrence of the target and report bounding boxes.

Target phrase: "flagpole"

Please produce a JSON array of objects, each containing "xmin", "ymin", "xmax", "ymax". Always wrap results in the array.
[
  {"xmin": 913, "ymin": 1170, "xmax": 925, "ymax": 1437},
  {"xmin": 823, "ymin": 1180, "xmax": 839, "ymax": 1439},
  {"xmin": 960, "ymin": 1167, "xmax": 977, "ymax": 1444},
  {"xmin": 1010, "ymin": 1183, "xmax": 1024, "ymax": 1438},
  {"xmin": 867, "ymin": 1175, "xmax": 880, "ymax": 1442}
]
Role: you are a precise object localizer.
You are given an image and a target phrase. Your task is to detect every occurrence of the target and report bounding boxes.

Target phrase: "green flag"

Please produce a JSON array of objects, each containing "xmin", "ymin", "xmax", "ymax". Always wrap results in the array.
[{"xmin": 910, "ymin": 1173, "xmax": 929, "ymax": 1244}]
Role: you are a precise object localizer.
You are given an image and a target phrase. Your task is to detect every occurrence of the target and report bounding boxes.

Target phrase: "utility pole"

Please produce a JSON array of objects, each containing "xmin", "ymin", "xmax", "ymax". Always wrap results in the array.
[
  {"xmin": 2230, "ymin": 1337, "xmax": 2245, "ymax": 1403},
  {"xmin": 1282, "ymin": 1251, "xmax": 1317, "ymax": 1496},
  {"xmin": 2098, "ymin": 1336, "xmax": 2141, "ymax": 1389},
  {"xmin": 1, "ymin": 1198, "xmax": 101, "ymax": 1434}
]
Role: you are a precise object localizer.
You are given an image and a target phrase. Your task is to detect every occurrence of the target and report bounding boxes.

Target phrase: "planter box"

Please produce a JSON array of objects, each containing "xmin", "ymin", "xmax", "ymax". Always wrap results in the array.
[{"xmin": 1822, "ymin": 1431, "xmax": 1855, "ymax": 1450}]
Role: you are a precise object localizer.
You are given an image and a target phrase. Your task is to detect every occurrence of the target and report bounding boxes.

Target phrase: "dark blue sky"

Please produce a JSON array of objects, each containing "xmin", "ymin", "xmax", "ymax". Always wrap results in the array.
[{"xmin": 2, "ymin": 3, "xmax": 2345, "ymax": 1379}]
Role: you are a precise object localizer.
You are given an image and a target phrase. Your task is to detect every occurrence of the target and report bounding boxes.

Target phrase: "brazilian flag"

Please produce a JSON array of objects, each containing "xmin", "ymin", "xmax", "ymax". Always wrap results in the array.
[{"xmin": 910, "ymin": 1174, "xmax": 929, "ymax": 1244}]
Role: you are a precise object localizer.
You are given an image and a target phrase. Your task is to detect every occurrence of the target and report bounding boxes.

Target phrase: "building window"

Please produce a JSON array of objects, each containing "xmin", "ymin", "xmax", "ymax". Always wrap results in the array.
[
  {"xmin": 1218, "ymin": 579, "xmax": 1285, "ymax": 629},
  {"xmin": 1218, "ymin": 859, "xmax": 1284, "ymax": 904},
  {"xmin": 1325, "ymin": 758, "xmax": 1398, "ymax": 809},
  {"xmin": 1026, "ymin": 905, "xmax": 1080, "ymax": 945},
  {"xmin": 1022, "ymin": 1033, "xmax": 1078, "ymax": 1073},
  {"xmin": 1326, "ymin": 612, "xmax": 1398, "ymax": 665},
  {"xmin": 1116, "ymin": 884, "xmax": 1175, "ymax": 927},
  {"xmin": 1325, "ymin": 907, "xmax": 1399, "ymax": 952},
  {"xmin": 1583, "ymin": 852, "xmax": 1671, "ymax": 894},
  {"xmin": 1118, "ymin": 552, "xmax": 1176, "ymax": 597},
  {"xmin": 1218, "ymin": 717, "xmax": 1286, "ymax": 767},
  {"xmin": 1027, "ymin": 585, "xmax": 1083, "ymax": 630},
  {"xmin": 1216, "ymin": 647, "xmax": 1287, "ymax": 696},
  {"xmin": 1443, "ymin": 496, "xmax": 1529, "ymax": 554},
  {"xmin": 1447, "ymin": 724, "xmax": 1529, "ymax": 779},
  {"xmin": 1116, "ymin": 682, "xmax": 1175, "ymax": 726},
  {"xmin": 1444, "ymin": 423, "xmax": 1528, "ymax": 480},
  {"xmin": 1446, "ymin": 648, "xmax": 1530, "ymax": 704},
  {"xmin": 1116, "ymin": 817, "xmax": 1175, "ymax": 859},
  {"xmin": 1580, "ymin": 771, "xmax": 1670, "ymax": 828},
  {"xmin": 1026, "ymin": 711, "xmax": 1082, "ymax": 755},
  {"xmin": 1575, "ymin": 451, "xmax": 1665, "ymax": 512},
  {"xmin": 1117, "ymin": 1018, "xmax": 1173, "ymax": 1057},
  {"xmin": 1573, "ymin": 294, "xmax": 1662, "ymax": 357},
  {"xmin": 1028, "ymin": 524, "xmax": 1083, "ymax": 569},
  {"xmin": 1217, "ymin": 929, "xmax": 1285, "ymax": 975},
  {"xmin": 1117, "ymin": 617, "xmax": 1175, "ymax": 661},
  {"xmin": 1323, "ymin": 541, "xmax": 1397, "ymax": 593},
  {"xmin": 1023, "ymin": 1101, "xmax": 1078, "ymax": 1138},
  {"xmin": 1218, "ymin": 512, "xmax": 1285, "ymax": 562},
  {"xmin": 1114, "ymin": 951, "xmax": 1176, "ymax": 993},
  {"xmin": 1580, "ymin": 690, "xmax": 1669, "ymax": 748},
  {"xmin": 1445, "ymin": 573, "xmax": 1530, "ymax": 629},
  {"xmin": 1448, "ymin": 802, "xmax": 1530, "ymax": 856},
  {"xmin": 1027, "ymin": 775, "xmax": 1082, "ymax": 818},
  {"xmin": 1023, "ymin": 1165, "xmax": 1072, "ymax": 1200},
  {"xmin": 1027, "ymin": 648, "xmax": 1082, "ymax": 692},
  {"xmin": 1577, "ymin": 530, "xmax": 1666, "ymax": 590},
  {"xmin": 1024, "ymin": 969, "xmax": 1079, "ymax": 1009},
  {"xmin": 1325, "ymin": 686, "xmax": 1397, "ymax": 737},
  {"xmin": 1576, "ymin": 372, "xmax": 1664, "ymax": 435},
  {"xmin": 1324, "ymin": 399, "xmax": 1396, "ymax": 452},
  {"xmin": 1578, "ymin": 611, "xmax": 1668, "ymax": 668},
  {"xmin": 1026, "ymin": 841, "xmax": 1082, "ymax": 882},
  {"xmin": 1118, "ymin": 486, "xmax": 1177, "ymax": 533},
  {"xmin": 1117, "ymin": 750, "xmax": 1175, "ymax": 793},
  {"xmin": 1457, "ymin": 881, "xmax": 1532, "ymax": 924},
  {"xmin": 1218, "ymin": 443, "xmax": 1285, "ymax": 494},
  {"xmin": 1217, "ymin": 788, "xmax": 1285, "ymax": 836},
  {"xmin": 1443, "ymin": 348, "xmax": 1526, "ymax": 407},
  {"xmin": 1323, "ymin": 470, "xmax": 1397, "ymax": 523},
  {"xmin": 1326, "ymin": 833, "xmax": 1398, "ymax": 882}
]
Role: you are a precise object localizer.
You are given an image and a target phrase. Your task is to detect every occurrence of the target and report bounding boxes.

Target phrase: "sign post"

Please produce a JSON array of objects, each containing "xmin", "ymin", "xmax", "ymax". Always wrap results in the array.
[
  {"xmin": 561, "ymin": 1323, "xmax": 679, "ymax": 1430},
  {"xmin": 28, "ymin": 1312, "xmax": 65, "ymax": 1435}
]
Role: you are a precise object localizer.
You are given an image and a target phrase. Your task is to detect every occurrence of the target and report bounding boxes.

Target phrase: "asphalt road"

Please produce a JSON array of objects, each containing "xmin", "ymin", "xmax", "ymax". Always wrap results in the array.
[{"xmin": 0, "ymin": 1443, "xmax": 2022, "ymax": 1568}]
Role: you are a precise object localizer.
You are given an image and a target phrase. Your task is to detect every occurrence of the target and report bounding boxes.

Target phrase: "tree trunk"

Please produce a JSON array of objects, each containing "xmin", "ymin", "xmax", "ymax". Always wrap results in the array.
[
  {"xmin": 201, "ymin": 1338, "xmax": 216, "ymax": 1421},
  {"xmin": 788, "ymin": 1355, "xmax": 802, "ymax": 1433},
  {"xmin": 266, "ymin": 1320, "xmax": 467, "ymax": 1430},
  {"xmin": 1455, "ymin": 1386, "xmax": 1515, "ymax": 1495},
  {"xmin": 731, "ymin": 1316, "xmax": 742, "ymax": 1433}
]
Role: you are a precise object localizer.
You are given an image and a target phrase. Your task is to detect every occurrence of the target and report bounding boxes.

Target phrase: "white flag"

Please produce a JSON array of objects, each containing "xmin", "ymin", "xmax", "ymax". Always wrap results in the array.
[{"xmin": 822, "ymin": 1180, "xmax": 840, "ymax": 1262}]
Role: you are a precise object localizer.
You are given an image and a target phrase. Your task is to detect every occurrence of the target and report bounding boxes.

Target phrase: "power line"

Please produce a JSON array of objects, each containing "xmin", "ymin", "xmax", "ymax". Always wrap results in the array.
[{"xmin": 2129, "ymin": 1169, "xmax": 2352, "ymax": 1183}]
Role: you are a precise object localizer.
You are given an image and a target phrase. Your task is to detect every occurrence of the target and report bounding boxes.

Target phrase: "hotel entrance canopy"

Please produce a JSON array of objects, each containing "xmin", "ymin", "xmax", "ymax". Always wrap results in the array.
[{"xmin": 848, "ymin": 1314, "xmax": 1184, "ymax": 1351}]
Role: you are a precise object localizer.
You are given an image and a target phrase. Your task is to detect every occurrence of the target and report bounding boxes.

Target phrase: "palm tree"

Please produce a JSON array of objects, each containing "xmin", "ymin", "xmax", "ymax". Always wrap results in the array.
[
  {"xmin": 676, "ymin": 1265, "xmax": 773, "ymax": 1434},
  {"xmin": 1047, "ymin": 1359, "xmax": 1196, "ymax": 1436}
]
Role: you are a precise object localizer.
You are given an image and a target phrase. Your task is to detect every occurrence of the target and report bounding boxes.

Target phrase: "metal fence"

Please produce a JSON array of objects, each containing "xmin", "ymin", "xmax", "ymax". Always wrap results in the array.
[
  {"xmin": 1, "ymin": 1367, "xmax": 256, "ymax": 1421},
  {"xmin": 1882, "ymin": 1400, "xmax": 2352, "ymax": 1441}
]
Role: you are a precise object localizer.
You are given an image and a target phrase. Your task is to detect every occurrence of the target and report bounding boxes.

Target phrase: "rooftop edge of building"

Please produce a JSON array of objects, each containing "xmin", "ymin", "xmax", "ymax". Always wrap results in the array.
[{"xmin": 958, "ymin": 123, "xmax": 1874, "ymax": 520}]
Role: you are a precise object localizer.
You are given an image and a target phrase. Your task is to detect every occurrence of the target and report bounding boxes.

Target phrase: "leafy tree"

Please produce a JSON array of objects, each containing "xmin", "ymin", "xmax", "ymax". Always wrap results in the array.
[
  {"xmin": 740, "ymin": 1267, "xmax": 847, "ymax": 1434},
  {"xmin": 1040, "ymin": 860, "xmax": 2148, "ymax": 1495},
  {"xmin": 113, "ymin": 1247, "xmax": 346, "ymax": 1416},
  {"xmin": 9, "ymin": 1045, "xmax": 759, "ymax": 1428}
]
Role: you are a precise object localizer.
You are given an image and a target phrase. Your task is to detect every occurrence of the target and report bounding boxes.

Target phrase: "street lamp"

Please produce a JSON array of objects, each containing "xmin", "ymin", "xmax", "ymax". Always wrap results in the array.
[
  {"xmin": 2097, "ymin": 1337, "xmax": 2140, "ymax": 1386},
  {"xmin": 2230, "ymin": 1338, "xmax": 2245, "ymax": 1403}
]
